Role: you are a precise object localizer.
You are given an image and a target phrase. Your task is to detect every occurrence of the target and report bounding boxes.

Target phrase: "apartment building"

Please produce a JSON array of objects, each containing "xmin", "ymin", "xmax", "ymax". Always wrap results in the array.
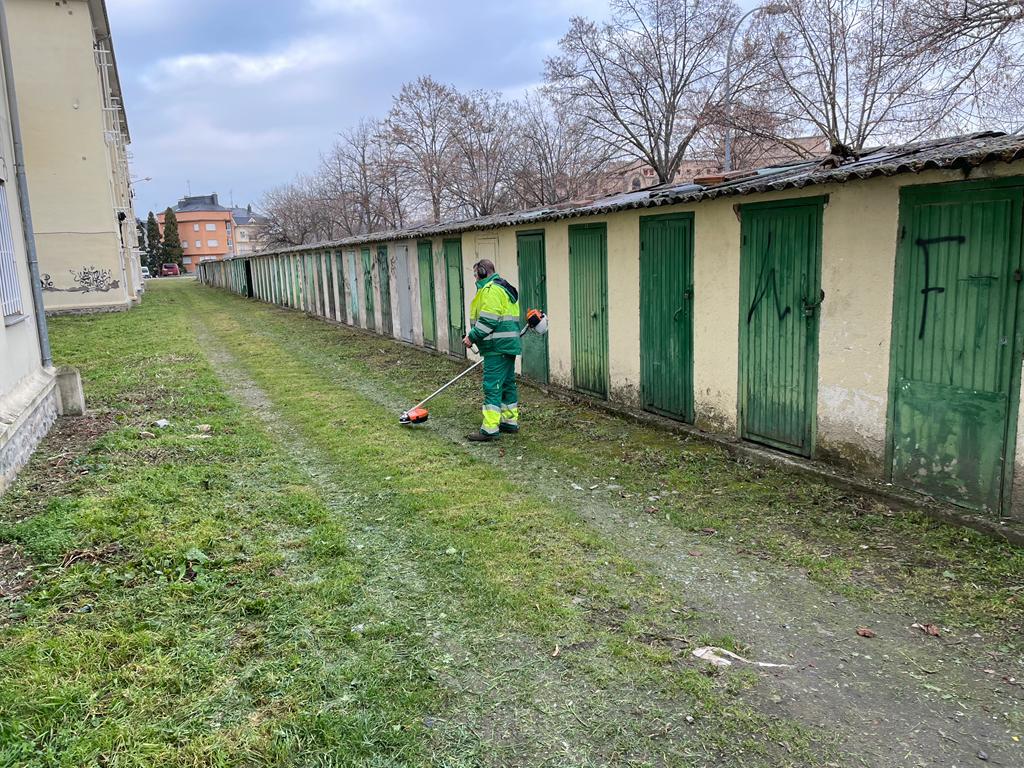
[
  {"xmin": 598, "ymin": 136, "xmax": 829, "ymax": 195},
  {"xmin": 1, "ymin": 7, "xmax": 67, "ymax": 491},
  {"xmin": 230, "ymin": 205, "xmax": 267, "ymax": 257},
  {"xmin": 159, "ymin": 194, "xmax": 234, "ymax": 273},
  {"xmin": 6, "ymin": 0, "xmax": 141, "ymax": 313}
]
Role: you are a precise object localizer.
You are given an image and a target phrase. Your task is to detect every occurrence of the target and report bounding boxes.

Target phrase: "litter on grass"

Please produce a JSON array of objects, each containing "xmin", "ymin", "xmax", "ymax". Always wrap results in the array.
[{"xmin": 691, "ymin": 646, "xmax": 793, "ymax": 669}]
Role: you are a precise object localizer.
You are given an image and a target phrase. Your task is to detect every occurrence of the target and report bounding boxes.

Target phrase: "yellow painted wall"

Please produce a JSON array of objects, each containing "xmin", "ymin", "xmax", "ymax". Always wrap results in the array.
[{"xmin": 7, "ymin": 0, "xmax": 136, "ymax": 312}]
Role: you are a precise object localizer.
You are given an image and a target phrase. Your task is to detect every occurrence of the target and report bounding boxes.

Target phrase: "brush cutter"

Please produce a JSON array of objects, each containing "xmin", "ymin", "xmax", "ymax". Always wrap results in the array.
[{"xmin": 399, "ymin": 309, "xmax": 548, "ymax": 426}]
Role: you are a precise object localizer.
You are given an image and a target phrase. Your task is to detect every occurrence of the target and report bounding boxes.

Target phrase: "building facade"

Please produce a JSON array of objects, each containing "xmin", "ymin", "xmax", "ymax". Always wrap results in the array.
[
  {"xmin": 159, "ymin": 194, "xmax": 234, "ymax": 273},
  {"xmin": 231, "ymin": 205, "xmax": 267, "ymax": 257},
  {"xmin": 200, "ymin": 133, "xmax": 1024, "ymax": 529},
  {"xmin": 0, "ymin": 16, "xmax": 59, "ymax": 491},
  {"xmin": 598, "ymin": 136, "xmax": 829, "ymax": 195},
  {"xmin": 6, "ymin": 0, "xmax": 141, "ymax": 313}
]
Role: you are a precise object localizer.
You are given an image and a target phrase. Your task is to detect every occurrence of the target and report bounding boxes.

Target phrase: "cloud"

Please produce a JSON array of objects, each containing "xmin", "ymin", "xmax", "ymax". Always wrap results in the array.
[
  {"xmin": 152, "ymin": 119, "xmax": 288, "ymax": 154},
  {"xmin": 142, "ymin": 36, "xmax": 345, "ymax": 90}
]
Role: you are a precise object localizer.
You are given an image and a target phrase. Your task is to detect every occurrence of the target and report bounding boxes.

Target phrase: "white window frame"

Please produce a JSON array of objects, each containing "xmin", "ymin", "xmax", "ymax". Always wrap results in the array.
[
  {"xmin": 207, "ymin": 239, "xmax": 219, "ymax": 248},
  {"xmin": 193, "ymin": 223, "xmax": 200, "ymax": 232},
  {"xmin": 195, "ymin": 240, "xmax": 202, "ymax": 248},
  {"xmin": 182, "ymin": 256, "xmax": 193, "ymax": 264},
  {"xmin": 0, "ymin": 183, "xmax": 25, "ymax": 320},
  {"xmin": 205, "ymin": 223, "xmax": 217, "ymax": 232}
]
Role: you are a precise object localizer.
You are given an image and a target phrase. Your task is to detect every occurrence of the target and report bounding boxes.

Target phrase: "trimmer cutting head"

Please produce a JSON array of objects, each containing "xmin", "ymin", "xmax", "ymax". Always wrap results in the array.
[{"xmin": 398, "ymin": 407, "xmax": 429, "ymax": 426}]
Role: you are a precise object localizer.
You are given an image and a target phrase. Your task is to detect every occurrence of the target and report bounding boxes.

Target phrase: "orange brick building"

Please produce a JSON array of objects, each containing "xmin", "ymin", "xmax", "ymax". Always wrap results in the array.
[{"xmin": 158, "ymin": 194, "xmax": 235, "ymax": 273}]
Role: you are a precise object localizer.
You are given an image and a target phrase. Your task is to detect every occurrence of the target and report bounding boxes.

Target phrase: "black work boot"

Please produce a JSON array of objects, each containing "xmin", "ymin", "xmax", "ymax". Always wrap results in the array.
[
  {"xmin": 465, "ymin": 431, "xmax": 498, "ymax": 443},
  {"xmin": 498, "ymin": 423, "xmax": 519, "ymax": 434}
]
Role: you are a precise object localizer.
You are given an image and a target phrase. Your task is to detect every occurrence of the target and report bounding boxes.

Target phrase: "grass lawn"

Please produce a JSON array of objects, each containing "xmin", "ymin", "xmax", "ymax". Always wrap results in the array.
[{"xmin": 1, "ymin": 279, "xmax": 1020, "ymax": 767}]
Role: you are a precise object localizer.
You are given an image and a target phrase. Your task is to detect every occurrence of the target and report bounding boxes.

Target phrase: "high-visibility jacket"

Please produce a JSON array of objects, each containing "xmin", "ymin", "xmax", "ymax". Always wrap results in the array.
[{"xmin": 468, "ymin": 273, "xmax": 522, "ymax": 356}]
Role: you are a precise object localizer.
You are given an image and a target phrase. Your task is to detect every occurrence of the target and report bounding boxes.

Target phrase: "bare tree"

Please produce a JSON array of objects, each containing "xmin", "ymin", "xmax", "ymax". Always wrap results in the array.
[
  {"xmin": 758, "ymin": 0, "xmax": 1023, "ymax": 159},
  {"xmin": 260, "ymin": 174, "xmax": 334, "ymax": 247},
  {"xmin": 507, "ymin": 90, "xmax": 612, "ymax": 207},
  {"xmin": 545, "ymin": 0, "xmax": 738, "ymax": 183},
  {"xmin": 913, "ymin": 1, "xmax": 1024, "ymax": 130},
  {"xmin": 447, "ymin": 90, "xmax": 518, "ymax": 216},
  {"xmin": 387, "ymin": 76, "xmax": 460, "ymax": 222},
  {"xmin": 319, "ymin": 120, "xmax": 411, "ymax": 236}
]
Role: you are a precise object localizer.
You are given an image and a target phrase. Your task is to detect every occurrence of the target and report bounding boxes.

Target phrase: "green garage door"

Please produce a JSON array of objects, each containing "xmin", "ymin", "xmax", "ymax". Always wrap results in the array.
[
  {"xmin": 333, "ymin": 250, "xmax": 346, "ymax": 322},
  {"xmin": 889, "ymin": 180, "xmax": 1024, "ymax": 514},
  {"xmin": 517, "ymin": 231, "xmax": 548, "ymax": 383},
  {"xmin": 640, "ymin": 213, "xmax": 694, "ymax": 422},
  {"xmin": 569, "ymin": 223, "xmax": 609, "ymax": 398},
  {"xmin": 346, "ymin": 250, "xmax": 359, "ymax": 322},
  {"xmin": 360, "ymin": 247, "xmax": 376, "ymax": 330},
  {"xmin": 444, "ymin": 239, "xmax": 465, "ymax": 357},
  {"xmin": 739, "ymin": 198, "xmax": 824, "ymax": 456},
  {"xmin": 417, "ymin": 241, "xmax": 436, "ymax": 348},
  {"xmin": 378, "ymin": 245, "xmax": 393, "ymax": 336}
]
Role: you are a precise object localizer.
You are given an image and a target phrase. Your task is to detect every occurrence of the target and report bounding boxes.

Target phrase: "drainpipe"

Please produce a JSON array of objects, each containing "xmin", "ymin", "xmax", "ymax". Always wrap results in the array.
[{"xmin": 0, "ymin": 0, "xmax": 52, "ymax": 367}]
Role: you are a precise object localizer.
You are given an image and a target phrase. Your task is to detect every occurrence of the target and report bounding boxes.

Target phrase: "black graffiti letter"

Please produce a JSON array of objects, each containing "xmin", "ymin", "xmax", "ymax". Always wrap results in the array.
[
  {"xmin": 915, "ymin": 235, "xmax": 964, "ymax": 340},
  {"xmin": 746, "ymin": 231, "xmax": 791, "ymax": 326}
]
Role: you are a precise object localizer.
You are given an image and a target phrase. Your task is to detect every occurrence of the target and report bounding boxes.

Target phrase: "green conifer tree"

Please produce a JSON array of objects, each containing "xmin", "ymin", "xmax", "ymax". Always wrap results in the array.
[
  {"xmin": 161, "ymin": 207, "xmax": 184, "ymax": 267},
  {"xmin": 145, "ymin": 211, "xmax": 163, "ymax": 272}
]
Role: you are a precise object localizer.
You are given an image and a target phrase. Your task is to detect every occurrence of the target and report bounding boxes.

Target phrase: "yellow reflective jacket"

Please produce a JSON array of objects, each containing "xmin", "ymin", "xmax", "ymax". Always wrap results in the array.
[{"xmin": 468, "ymin": 274, "xmax": 522, "ymax": 356}]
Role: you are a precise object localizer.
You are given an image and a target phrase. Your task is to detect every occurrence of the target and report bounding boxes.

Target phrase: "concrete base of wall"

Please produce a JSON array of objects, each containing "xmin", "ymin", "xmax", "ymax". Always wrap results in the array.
[
  {"xmin": 0, "ymin": 369, "xmax": 59, "ymax": 493},
  {"xmin": 45, "ymin": 301, "xmax": 132, "ymax": 316}
]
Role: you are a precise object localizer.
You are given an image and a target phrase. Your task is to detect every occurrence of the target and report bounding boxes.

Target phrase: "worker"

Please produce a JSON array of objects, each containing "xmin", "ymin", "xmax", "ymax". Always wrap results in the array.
[{"xmin": 463, "ymin": 258, "xmax": 521, "ymax": 442}]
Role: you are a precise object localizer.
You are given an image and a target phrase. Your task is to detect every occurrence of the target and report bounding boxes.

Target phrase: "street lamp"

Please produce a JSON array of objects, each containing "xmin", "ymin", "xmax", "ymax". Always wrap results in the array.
[{"xmin": 723, "ymin": 3, "xmax": 791, "ymax": 172}]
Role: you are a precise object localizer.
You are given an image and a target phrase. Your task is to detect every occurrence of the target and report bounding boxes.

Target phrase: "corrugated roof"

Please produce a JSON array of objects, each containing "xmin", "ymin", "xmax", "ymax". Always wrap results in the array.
[{"xmin": 238, "ymin": 131, "xmax": 1024, "ymax": 259}]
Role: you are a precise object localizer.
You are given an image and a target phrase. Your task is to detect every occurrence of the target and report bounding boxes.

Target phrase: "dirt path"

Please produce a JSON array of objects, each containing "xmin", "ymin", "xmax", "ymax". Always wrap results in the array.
[{"xmin": 191, "ymin": 289, "xmax": 1022, "ymax": 768}]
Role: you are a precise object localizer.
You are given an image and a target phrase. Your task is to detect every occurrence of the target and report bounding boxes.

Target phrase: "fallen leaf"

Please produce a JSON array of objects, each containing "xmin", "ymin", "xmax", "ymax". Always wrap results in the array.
[
  {"xmin": 912, "ymin": 622, "xmax": 941, "ymax": 637},
  {"xmin": 856, "ymin": 627, "xmax": 876, "ymax": 638},
  {"xmin": 552, "ymin": 645, "xmax": 560, "ymax": 658}
]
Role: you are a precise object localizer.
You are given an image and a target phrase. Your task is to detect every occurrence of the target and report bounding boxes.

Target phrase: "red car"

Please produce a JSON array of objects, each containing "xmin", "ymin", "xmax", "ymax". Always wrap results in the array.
[{"xmin": 160, "ymin": 263, "xmax": 181, "ymax": 277}]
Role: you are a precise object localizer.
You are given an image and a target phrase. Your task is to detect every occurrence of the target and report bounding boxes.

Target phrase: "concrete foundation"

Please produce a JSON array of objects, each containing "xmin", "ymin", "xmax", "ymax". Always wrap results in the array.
[{"xmin": 0, "ymin": 370, "xmax": 59, "ymax": 493}]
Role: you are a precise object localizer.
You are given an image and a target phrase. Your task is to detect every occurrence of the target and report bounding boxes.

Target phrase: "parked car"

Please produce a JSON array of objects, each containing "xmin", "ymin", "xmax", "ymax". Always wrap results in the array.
[
  {"xmin": 141, "ymin": 266, "xmax": 151, "ymax": 279},
  {"xmin": 160, "ymin": 263, "xmax": 180, "ymax": 277}
]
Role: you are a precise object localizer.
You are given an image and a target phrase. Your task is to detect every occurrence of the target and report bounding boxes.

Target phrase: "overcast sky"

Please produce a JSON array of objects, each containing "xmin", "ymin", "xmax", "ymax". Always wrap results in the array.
[{"xmin": 108, "ymin": 0, "xmax": 623, "ymax": 216}]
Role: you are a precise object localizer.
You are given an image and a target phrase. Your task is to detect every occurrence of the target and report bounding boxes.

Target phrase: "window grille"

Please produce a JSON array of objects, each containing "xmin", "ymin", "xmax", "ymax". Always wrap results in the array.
[{"xmin": 0, "ymin": 184, "xmax": 25, "ymax": 319}]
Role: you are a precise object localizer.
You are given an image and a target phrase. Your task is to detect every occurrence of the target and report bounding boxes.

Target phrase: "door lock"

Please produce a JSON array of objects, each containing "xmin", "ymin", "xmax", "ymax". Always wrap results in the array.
[{"xmin": 802, "ymin": 289, "xmax": 825, "ymax": 317}]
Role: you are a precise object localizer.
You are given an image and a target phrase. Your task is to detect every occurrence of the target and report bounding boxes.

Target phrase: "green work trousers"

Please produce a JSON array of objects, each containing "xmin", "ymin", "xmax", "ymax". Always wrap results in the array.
[{"xmin": 480, "ymin": 354, "xmax": 519, "ymax": 435}]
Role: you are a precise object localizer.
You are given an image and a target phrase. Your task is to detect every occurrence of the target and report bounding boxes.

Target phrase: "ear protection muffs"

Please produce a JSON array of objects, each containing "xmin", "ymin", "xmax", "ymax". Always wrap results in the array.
[{"xmin": 473, "ymin": 262, "xmax": 488, "ymax": 280}]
